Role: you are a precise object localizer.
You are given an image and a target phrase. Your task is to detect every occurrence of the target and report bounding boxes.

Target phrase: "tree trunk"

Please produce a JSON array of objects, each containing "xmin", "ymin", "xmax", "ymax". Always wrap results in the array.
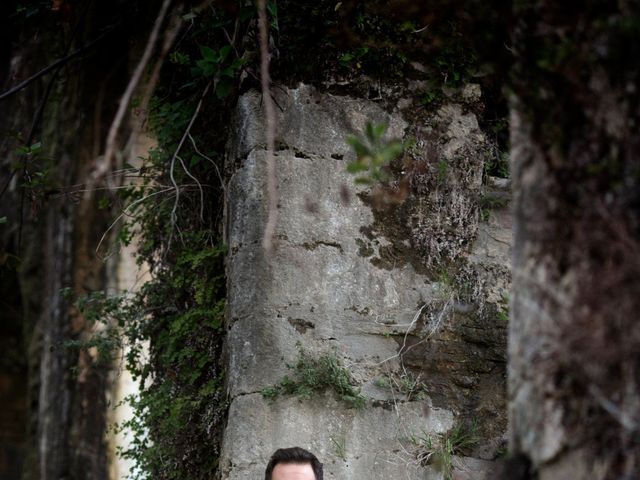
[
  {"xmin": 0, "ymin": 2, "xmax": 141, "ymax": 478},
  {"xmin": 508, "ymin": 2, "xmax": 640, "ymax": 478}
]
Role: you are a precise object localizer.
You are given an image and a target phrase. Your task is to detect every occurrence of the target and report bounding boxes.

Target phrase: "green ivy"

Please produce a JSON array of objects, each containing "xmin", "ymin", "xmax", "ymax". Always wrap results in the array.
[{"xmin": 68, "ymin": 4, "xmax": 260, "ymax": 478}]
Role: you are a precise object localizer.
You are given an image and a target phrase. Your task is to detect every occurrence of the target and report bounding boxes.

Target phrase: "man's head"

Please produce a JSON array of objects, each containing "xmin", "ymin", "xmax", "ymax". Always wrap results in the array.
[{"xmin": 265, "ymin": 447, "xmax": 323, "ymax": 480}]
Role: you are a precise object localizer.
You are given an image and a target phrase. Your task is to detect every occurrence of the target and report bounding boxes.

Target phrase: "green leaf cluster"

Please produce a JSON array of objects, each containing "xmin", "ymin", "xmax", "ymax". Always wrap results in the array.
[
  {"xmin": 346, "ymin": 122, "xmax": 404, "ymax": 185},
  {"xmin": 412, "ymin": 421, "xmax": 480, "ymax": 480},
  {"xmin": 262, "ymin": 346, "xmax": 366, "ymax": 409},
  {"xmin": 71, "ymin": 234, "xmax": 227, "ymax": 480},
  {"xmin": 10, "ymin": 140, "xmax": 54, "ymax": 199},
  {"xmin": 80, "ymin": 5, "xmax": 254, "ymax": 477},
  {"xmin": 194, "ymin": 45, "xmax": 246, "ymax": 98}
]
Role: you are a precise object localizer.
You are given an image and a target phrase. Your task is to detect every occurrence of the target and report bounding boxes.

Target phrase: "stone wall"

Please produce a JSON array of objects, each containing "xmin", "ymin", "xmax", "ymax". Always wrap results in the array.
[{"xmin": 220, "ymin": 84, "xmax": 511, "ymax": 479}]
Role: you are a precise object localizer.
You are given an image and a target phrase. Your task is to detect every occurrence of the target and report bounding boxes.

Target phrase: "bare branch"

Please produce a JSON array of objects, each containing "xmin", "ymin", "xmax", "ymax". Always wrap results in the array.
[
  {"xmin": 371, "ymin": 294, "xmax": 455, "ymax": 368},
  {"xmin": 134, "ymin": 8, "xmax": 184, "ymax": 132},
  {"xmin": 165, "ymin": 80, "xmax": 213, "ymax": 250},
  {"xmin": 589, "ymin": 385, "xmax": 639, "ymax": 431},
  {"xmin": 188, "ymin": 133, "xmax": 226, "ymax": 195},
  {"xmin": 168, "ymin": 151, "xmax": 181, "ymax": 249},
  {"xmin": 0, "ymin": 28, "xmax": 113, "ymax": 102},
  {"xmin": 92, "ymin": 0, "xmax": 174, "ymax": 191},
  {"xmin": 178, "ymin": 154, "xmax": 204, "ymax": 221},
  {"xmin": 169, "ymin": 80, "xmax": 213, "ymax": 172},
  {"xmin": 95, "ymin": 186, "xmax": 174, "ymax": 257}
]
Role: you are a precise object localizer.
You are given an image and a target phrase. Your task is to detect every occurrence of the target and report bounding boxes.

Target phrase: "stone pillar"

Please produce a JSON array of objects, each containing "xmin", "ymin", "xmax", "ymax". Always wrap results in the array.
[{"xmin": 220, "ymin": 84, "xmax": 510, "ymax": 479}]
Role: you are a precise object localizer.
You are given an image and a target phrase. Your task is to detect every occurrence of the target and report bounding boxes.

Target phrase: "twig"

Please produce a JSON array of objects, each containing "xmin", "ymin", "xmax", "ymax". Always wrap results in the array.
[
  {"xmin": 12, "ymin": 1, "xmax": 97, "ymax": 253},
  {"xmin": 95, "ymin": 187, "xmax": 174, "ymax": 256},
  {"xmin": 373, "ymin": 295, "xmax": 455, "ymax": 368},
  {"xmin": 222, "ymin": 18, "xmax": 241, "ymax": 58},
  {"xmin": 166, "ymin": 80, "xmax": 213, "ymax": 250},
  {"xmin": 168, "ymin": 151, "xmax": 181, "ymax": 248},
  {"xmin": 188, "ymin": 133, "xmax": 226, "ymax": 195},
  {"xmin": 170, "ymin": 81, "xmax": 213, "ymax": 169},
  {"xmin": 373, "ymin": 304, "xmax": 427, "ymax": 367},
  {"xmin": 589, "ymin": 385, "xmax": 639, "ymax": 431},
  {"xmin": 47, "ymin": 182, "xmax": 210, "ymax": 197},
  {"xmin": 134, "ymin": 7, "xmax": 184, "ymax": 132},
  {"xmin": 257, "ymin": 0, "xmax": 278, "ymax": 254},
  {"xmin": 177, "ymin": 155, "xmax": 204, "ymax": 221},
  {"xmin": 0, "ymin": 27, "xmax": 113, "ymax": 102},
  {"xmin": 18, "ymin": 53, "xmax": 65, "ymax": 253},
  {"xmin": 94, "ymin": 0, "xmax": 173, "ymax": 191}
]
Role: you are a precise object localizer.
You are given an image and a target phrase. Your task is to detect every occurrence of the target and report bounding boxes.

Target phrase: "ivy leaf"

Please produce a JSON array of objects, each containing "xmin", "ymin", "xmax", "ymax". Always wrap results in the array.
[
  {"xmin": 239, "ymin": 5, "xmax": 255, "ymax": 22},
  {"xmin": 339, "ymin": 53, "xmax": 354, "ymax": 66},
  {"xmin": 189, "ymin": 154, "xmax": 201, "ymax": 168},
  {"xmin": 199, "ymin": 45, "xmax": 216, "ymax": 61},
  {"xmin": 218, "ymin": 45, "xmax": 232, "ymax": 63},
  {"xmin": 196, "ymin": 59, "xmax": 215, "ymax": 77},
  {"xmin": 222, "ymin": 57, "xmax": 246, "ymax": 77},
  {"xmin": 215, "ymin": 77, "xmax": 234, "ymax": 98},
  {"xmin": 267, "ymin": 0, "xmax": 278, "ymax": 16}
]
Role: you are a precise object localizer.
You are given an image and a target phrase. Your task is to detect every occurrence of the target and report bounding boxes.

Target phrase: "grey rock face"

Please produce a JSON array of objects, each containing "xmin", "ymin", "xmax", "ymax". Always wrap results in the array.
[
  {"xmin": 220, "ymin": 394, "xmax": 452, "ymax": 480},
  {"xmin": 221, "ymin": 84, "xmax": 511, "ymax": 480}
]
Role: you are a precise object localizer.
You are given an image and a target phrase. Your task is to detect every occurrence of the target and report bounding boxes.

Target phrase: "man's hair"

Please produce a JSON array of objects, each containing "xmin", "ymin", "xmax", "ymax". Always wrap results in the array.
[{"xmin": 264, "ymin": 447, "xmax": 323, "ymax": 480}]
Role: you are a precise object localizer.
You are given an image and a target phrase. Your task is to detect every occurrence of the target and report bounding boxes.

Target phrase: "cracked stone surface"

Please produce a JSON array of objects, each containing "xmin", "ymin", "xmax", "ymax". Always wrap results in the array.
[
  {"xmin": 219, "ymin": 393, "xmax": 452, "ymax": 480},
  {"xmin": 220, "ymin": 84, "xmax": 511, "ymax": 480}
]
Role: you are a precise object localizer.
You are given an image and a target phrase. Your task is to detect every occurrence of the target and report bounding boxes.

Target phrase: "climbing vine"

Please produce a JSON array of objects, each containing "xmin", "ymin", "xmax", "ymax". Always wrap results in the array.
[
  {"xmin": 60, "ymin": 1, "xmax": 511, "ymax": 478},
  {"xmin": 69, "ymin": 4, "xmax": 256, "ymax": 478}
]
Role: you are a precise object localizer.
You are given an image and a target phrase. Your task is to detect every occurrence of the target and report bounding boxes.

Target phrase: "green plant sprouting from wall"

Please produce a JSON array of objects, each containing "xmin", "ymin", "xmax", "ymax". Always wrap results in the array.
[
  {"xmin": 412, "ymin": 421, "xmax": 479, "ymax": 480},
  {"xmin": 262, "ymin": 346, "xmax": 366, "ymax": 409},
  {"xmin": 346, "ymin": 122, "xmax": 404, "ymax": 185}
]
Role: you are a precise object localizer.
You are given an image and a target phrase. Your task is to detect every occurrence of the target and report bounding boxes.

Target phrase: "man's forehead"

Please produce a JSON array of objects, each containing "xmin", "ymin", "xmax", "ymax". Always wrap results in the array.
[{"xmin": 271, "ymin": 462, "xmax": 316, "ymax": 480}]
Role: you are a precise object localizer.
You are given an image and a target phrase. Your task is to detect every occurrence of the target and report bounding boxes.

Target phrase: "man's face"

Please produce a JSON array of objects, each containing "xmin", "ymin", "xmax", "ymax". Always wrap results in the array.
[{"xmin": 271, "ymin": 462, "xmax": 316, "ymax": 480}]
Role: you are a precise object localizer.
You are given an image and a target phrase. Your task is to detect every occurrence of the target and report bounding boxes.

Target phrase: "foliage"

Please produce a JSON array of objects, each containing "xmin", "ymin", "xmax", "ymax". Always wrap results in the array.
[
  {"xmin": 67, "ymin": 237, "xmax": 227, "ymax": 479},
  {"xmin": 412, "ymin": 421, "xmax": 480, "ymax": 480},
  {"xmin": 497, "ymin": 291, "xmax": 510, "ymax": 322},
  {"xmin": 63, "ymin": 290, "xmax": 126, "ymax": 366},
  {"xmin": 262, "ymin": 346, "xmax": 366, "ymax": 409},
  {"xmin": 8, "ymin": 140, "xmax": 55, "ymax": 214},
  {"xmin": 73, "ymin": 5, "xmax": 255, "ymax": 479},
  {"xmin": 484, "ymin": 148, "xmax": 510, "ymax": 179},
  {"xmin": 275, "ymin": 0, "xmax": 408, "ymax": 81},
  {"xmin": 41, "ymin": 1, "xmax": 511, "ymax": 478},
  {"xmin": 346, "ymin": 122, "xmax": 404, "ymax": 185},
  {"xmin": 11, "ymin": 1, "xmax": 49, "ymax": 20},
  {"xmin": 194, "ymin": 44, "xmax": 246, "ymax": 98},
  {"xmin": 274, "ymin": 0, "xmax": 483, "ymax": 89}
]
